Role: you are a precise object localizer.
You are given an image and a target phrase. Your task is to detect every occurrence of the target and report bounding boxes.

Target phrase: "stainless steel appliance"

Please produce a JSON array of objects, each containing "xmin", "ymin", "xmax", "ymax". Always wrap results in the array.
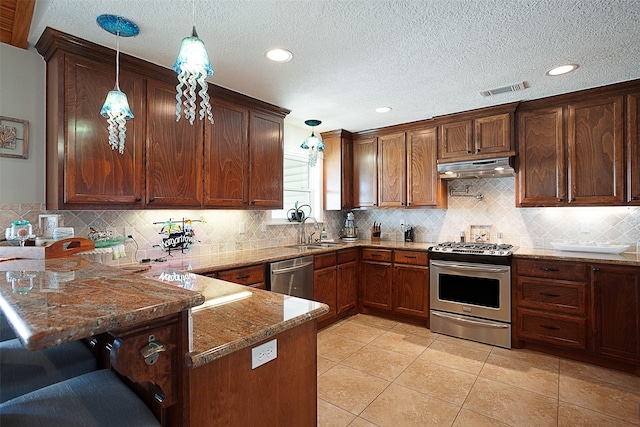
[
  {"xmin": 340, "ymin": 212, "xmax": 358, "ymax": 242},
  {"xmin": 268, "ymin": 256, "xmax": 314, "ymax": 300},
  {"xmin": 428, "ymin": 242, "xmax": 517, "ymax": 348},
  {"xmin": 437, "ymin": 157, "xmax": 515, "ymax": 179}
]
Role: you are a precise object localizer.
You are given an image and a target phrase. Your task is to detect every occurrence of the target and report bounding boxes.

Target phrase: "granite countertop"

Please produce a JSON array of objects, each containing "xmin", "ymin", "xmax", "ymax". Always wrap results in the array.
[
  {"xmin": 0, "ymin": 257, "xmax": 204, "ymax": 350},
  {"xmin": 147, "ymin": 270, "xmax": 328, "ymax": 368},
  {"xmin": 144, "ymin": 240, "xmax": 640, "ymax": 276}
]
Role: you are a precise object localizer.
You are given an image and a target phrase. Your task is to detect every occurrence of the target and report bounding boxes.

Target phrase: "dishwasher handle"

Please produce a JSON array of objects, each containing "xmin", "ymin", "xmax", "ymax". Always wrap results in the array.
[{"xmin": 271, "ymin": 262, "xmax": 314, "ymax": 275}]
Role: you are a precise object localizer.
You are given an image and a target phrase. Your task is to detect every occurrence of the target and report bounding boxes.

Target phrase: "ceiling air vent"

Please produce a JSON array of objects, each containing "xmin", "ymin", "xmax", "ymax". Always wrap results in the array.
[{"xmin": 479, "ymin": 82, "xmax": 527, "ymax": 97}]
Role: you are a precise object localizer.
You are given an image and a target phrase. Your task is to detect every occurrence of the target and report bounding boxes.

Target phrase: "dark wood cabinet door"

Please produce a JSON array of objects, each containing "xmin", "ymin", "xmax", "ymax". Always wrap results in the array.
[
  {"xmin": 337, "ymin": 260, "xmax": 358, "ymax": 314},
  {"xmin": 516, "ymin": 107, "xmax": 566, "ymax": 206},
  {"xmin": 248, "ymin": 111, "xmax": 283, "ymax": 208},
  {"xmin": 591, "ymin": 265, "xmax": 640, "ymax": 363},
  {"xmin": 204, "ymin": 100, "xmax": 248, "ymax": 207},
  {"xmin": 146, "ymin": 79, "xmax": 203, "ymax": 207},
  {"xmin": 314, "ymin": 267, "xmax": 337, "ymax": 322},
  {"xmin": 63, "ymin": 54, "xmax": 144, "ymax": 207},
  {"xmin": 392, "ymin": 264, "xmax": 429, "ymax": 318},
  {"xmin": 353, "ymin": 136, "xmax": 378, "ymax": 208},
  {"xmin": 475, "ymin": 112, "xmax": 512, "ymax": 156},
  {"xmin": 439, "ymin": 120, "xmax": 473, "ymax": 160},
  {"xmin": 406, "ymin": 127, "xmax": 445, "ymax": 207},
  {"xmin": 322, "ymin": 130, "xmax": 353, "ymax": 210},
  {"xmin": 360, "ymin": 261, "xmax": 391, "ymax": 311},
  {"xmin": 567, "ymin": 96, "xmax": 624, "ymax": 205},
  {"xmin": 627, "ymin": 92, "xmax": 640, "ymax": 204},
  {"xmin": 377, "ymin": 133, "xmax": 406, "ymax": 207}
]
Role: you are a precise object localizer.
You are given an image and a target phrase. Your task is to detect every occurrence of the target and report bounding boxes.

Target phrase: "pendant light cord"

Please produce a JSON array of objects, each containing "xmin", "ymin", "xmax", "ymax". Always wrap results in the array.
[{"xmin": 115, "ymin": 32, "xmax": 121, "ymax": 91}]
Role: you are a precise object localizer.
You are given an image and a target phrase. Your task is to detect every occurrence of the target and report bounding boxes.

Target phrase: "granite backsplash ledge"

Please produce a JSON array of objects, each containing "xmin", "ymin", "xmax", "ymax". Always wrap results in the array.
[{"xmin": 2, "ymin": 178, "xmax": 640, "ymax": 265}]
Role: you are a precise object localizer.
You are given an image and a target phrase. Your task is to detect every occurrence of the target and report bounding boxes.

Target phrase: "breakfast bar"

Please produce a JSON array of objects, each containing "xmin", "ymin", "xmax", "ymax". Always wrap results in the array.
[{"xmin": 0, "ymin": 256, "xmax": 328, "ymax": 426}]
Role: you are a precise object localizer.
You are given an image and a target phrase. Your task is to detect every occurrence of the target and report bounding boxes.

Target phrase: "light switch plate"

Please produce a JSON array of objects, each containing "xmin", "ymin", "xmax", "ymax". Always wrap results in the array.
[{"xmin": 251, "ymin": 339, "xmax": 277, "ymax": 369}]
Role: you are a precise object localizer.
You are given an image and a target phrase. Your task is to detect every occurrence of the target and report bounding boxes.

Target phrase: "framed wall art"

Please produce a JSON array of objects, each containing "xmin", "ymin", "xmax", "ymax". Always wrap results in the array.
[{"xmin": 0, "ymin": 116, "xmax": 29, "ymax": 159}]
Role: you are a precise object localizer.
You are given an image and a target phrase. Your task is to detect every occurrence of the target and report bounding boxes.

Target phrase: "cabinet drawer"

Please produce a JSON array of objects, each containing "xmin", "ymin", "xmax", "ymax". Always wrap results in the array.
[
  {"xmin": 393, "ymin": 250, "xmax": 427, "ymax": 265},
  {"xmin": 515, "ymin": 259, "xmax": 587, "ymax": 281},
  {"xmin": 217, "ymin": 264, "xmax": 265, "ymax": 285},
  {"xmin": 517, "ymin": 308, "xmax": 586, "ymax": 349},
  {"xmin": 517, "ymin": 279, "xmax": 586, "ymax": 315},
  {"xmin": 315, "ymin": 253, "xmax": 337, "ymax": 269},
  {"xmin": 337, "ymin": 248, "xmax": 358, "ymax": 264},
  {"xmin": 361, "ymin": 248, "xmax": 392, "ymax": 262}
]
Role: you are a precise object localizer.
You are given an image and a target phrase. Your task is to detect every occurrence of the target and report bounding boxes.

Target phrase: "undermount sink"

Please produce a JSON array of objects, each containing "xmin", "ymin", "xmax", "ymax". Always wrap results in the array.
[{"xmin": 289, "ymin": 243, "xmax": 344, "ymax": 251}]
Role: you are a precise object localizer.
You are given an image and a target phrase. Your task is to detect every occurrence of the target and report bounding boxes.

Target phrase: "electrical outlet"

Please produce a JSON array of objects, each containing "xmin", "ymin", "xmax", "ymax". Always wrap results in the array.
[
  {"xmin": 580, "ymin": 222, "xmax": 590, "ymax": 233},
  {"xmin": 251, "ymin": 339, "xmax": 277, "ymax": 369},
  {"xmin": 124, "ymin": 227, "xmax": 135, "ymax": 238},
  {"xmin": 238, "ymin": 221, "xmax": 246, "ymax": 234},
  {"xmin": 261, "ymin": 222, "xmax": 267, "ymax": 232}
]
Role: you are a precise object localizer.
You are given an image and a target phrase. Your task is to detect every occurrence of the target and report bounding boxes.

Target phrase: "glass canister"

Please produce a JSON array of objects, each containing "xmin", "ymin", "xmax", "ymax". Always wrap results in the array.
[{"xmin": 10, "ymin": 220, "xmax": 33, "ymax": 246}]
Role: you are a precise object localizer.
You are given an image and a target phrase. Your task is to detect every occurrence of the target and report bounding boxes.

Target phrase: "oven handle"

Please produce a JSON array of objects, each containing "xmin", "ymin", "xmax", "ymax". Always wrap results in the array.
[
  {"xmin": 431, "ymin": 311, "xmax": 509, "ymax": 328},
  {"xmin": 430, "ymin": 260, "xmax": 510, "ymax": 273}
]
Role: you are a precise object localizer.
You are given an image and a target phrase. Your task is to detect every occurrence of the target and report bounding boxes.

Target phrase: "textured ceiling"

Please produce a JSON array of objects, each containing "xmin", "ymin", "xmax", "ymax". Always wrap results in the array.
[{"xmin": 28, "ymin": 0, "xmax": 640, "ymax": 133}]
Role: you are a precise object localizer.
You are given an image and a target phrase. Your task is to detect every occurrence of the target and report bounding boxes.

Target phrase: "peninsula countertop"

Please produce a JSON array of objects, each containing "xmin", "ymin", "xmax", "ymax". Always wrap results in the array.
[
  {"xmin": 148, "ymin": 270, "xmax": 328, "ymax": 368},
  {"xmin": 0, "ymin": 256, "xmax": 204, "ymax": 350}
]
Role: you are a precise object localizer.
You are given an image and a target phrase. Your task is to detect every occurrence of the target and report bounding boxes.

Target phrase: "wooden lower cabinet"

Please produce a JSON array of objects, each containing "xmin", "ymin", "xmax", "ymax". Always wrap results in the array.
[
  {"xmin": 207, "ymin": 264, "xmax": 266, "ymax": 289},
  {"xmin": 591, "ymin": 264, "xmax": 640, "ymax": 363},
  {"xmin": 184, "ymin": 321, "xmax": 317, "ymax": 426},
  {"xmin": 514, "ymin": 258, "xmax": 640, "ymax": 373},
  {"xmin": 360, "ymin": 249, "xmax": 392, "ymax": 311},
  {"xmin": 337, "ymin": 260, "xmax": 358, "ymax": 314},
  {"xmin": 314, "ymin": 253, "xmax": 338, "ymax": 323},
  {"xmin": 392, "ymin": 250, "xmax": 429, "ymax": 320}
]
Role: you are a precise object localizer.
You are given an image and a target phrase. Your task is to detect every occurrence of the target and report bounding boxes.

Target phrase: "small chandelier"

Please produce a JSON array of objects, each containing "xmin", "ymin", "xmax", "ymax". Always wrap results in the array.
[
  {"xmin": 300, "ymin": 120, "xmax": 325, "ymax": 167},
  {"xmin": 97, "ymin": 14, "xmax": 139, "ymax": 154},
  {"xmin": 174, "ymin": 18, "xmax": 214, "ymax": 125}
]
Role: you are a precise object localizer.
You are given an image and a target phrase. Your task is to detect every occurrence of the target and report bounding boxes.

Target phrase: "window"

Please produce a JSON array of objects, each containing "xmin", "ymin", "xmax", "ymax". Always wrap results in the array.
[{"xmin": 272, "ymin": 153, "xmax": 323, "ymax": 221}]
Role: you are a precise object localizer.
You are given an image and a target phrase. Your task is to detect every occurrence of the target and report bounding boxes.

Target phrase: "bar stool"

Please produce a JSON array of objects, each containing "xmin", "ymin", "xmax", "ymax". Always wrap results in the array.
[
  {"xmin": 0, "ymin": 369, "xmax": 160, "ymax": 426},
  {"xmin": 0, "ymin": 338, "xmax": 97, "ymax": 403}
]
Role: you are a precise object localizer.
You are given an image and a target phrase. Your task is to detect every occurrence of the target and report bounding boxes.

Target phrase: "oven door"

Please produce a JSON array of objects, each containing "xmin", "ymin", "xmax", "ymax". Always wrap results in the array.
[{"xmin": 429, "ymin": 259, "xmax": 511, "ymax": 323}]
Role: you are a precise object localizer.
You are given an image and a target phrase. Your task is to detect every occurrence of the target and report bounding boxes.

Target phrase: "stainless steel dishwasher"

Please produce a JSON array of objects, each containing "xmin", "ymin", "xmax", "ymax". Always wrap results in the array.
[{"xmin": 268, "ymin": 256, "xmax": 314, "ymax": 300}]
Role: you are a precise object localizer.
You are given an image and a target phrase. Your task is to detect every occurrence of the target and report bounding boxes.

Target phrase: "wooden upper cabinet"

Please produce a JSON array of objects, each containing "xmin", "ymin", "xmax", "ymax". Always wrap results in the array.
[
  {"xmin": 378, "ymin": 133, "xmax": 406, "ymax": 207},
  {"xmin": 146, "ymin": 78, "xmax": 203, "ymax": 207},
  {"xmin": 516, "ymin": 107, "xmax": 565, "ymax": 206},
  {"xmin": 475, "ymin": 113, "xmax": 512, "ymax": 155},
  {"xmin": 406, "ymin": 127, "xmax": 446, "ymax": 208},
  {"xmin": 627, "ymin": 92, "xmax": 640, "ymax": 204},
  {"xmin": 322, "ymin": 130, "xmax": 353, "ymax": 210},
  {"xmin": 439, "ymin": 120, "xmax": 473, "ymax": 160},
  {"xmin": 353, "ymin": 136, "xmax": 378, "ymax": 208},
  {"xmin": 248, "ymin": 111, "xmax": 283, "ymax": 208},
  {"xmin": 52, "ymin": 53, "xmax": 144, "ymax": 208},
  {"xmin": 567, "ymin": 96, "xmax": 624, "ymax": 205},
  {"xmin": 439, "ymin": 109, "xmax": 514, "ymax": 162},
  {"xmin": 204, "ymin": 100, "xmax": 249, "ymax": 208}
]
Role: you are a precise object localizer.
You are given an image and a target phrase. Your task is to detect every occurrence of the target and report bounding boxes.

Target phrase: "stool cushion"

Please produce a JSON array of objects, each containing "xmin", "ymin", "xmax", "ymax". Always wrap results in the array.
[
  {"xmin": 0, "ymin": 369, "xmax": 160, "ymax": 426},
  {"xmin": 0, "ymin": 339, "xmax": 96, "ymax": 403},
  {"xmin": 0, "ymin": 313, "xmax": 16, "ymax": 342}
]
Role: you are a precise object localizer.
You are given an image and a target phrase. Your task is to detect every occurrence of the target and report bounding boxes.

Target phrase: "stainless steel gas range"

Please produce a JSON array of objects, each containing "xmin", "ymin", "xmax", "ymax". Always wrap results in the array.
[{"xmin": 428, "ymin": 241, "xmax": 517, "ymax": 348}]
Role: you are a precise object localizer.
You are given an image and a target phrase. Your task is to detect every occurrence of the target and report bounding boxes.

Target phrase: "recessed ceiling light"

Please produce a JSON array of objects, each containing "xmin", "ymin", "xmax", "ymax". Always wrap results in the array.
[
  {"xmin": 265, "ymin": 48, "xmax": 293, "ymax": 62},
  {"xmin": 375, "ymin": 107, "xmax": 392, "ymax": 113},
  {"xmin": 546, "ymin": 64, "xmax": 579, "ymax": 76}
]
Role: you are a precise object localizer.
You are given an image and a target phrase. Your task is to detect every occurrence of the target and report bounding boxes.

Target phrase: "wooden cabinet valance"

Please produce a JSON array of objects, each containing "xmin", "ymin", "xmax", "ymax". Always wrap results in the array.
[{"xmin": 36, "ymin": 27, "xmax": 288, "ymax": 210}]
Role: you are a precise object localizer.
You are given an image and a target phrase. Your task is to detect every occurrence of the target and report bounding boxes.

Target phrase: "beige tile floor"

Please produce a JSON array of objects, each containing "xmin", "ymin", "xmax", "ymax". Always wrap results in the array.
[{"xmin": 317, "ymin": 314, "xmax": 640, "ymax": 427}]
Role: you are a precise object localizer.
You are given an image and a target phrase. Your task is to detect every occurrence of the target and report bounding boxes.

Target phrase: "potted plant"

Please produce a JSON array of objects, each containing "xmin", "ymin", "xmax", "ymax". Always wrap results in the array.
[{"xmin": 287, "ymin": 201, "xmax": 311, "ymax": 222}]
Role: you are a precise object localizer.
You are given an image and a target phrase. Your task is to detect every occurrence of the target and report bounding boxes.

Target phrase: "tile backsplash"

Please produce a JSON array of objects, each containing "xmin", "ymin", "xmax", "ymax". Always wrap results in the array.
[{"xmin": 2, "ymin": 177, "xmax": 639, "ymax": 265}]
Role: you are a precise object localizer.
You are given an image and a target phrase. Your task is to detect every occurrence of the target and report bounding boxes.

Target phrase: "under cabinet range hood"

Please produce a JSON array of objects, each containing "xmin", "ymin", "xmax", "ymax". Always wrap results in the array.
[{"xmin": 437, "ymin": 157, "xmax": 515, "ymax": 179}]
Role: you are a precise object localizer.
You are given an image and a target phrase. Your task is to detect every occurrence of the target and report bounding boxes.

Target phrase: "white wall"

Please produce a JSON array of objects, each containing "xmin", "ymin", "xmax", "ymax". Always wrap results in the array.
[{"xmin": 0, "ymin": 44, "xmax": 46, "ymax": 203}]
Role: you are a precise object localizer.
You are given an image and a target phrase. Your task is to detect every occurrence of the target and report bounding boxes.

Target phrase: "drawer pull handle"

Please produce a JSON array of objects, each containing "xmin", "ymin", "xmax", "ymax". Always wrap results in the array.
[
  {"xmin": 236, "ymin": 275, "xmax": 250, "ymax": 280},
  {"xmin": 540, "ymin": 267, "xmax": 559, "ymax": 272},
  {"xmin": 540, "ymin": 325, "xmax": 560, "ymax": 331},
  {"xmin": 371, "ymin": 253, "xmax": 381, "ymax": 257},
  {"xmin": 539, "ymin": 292, "xmax": 560, "ymax": 297},
  {"xmin": 404, "ymin": 255, "xmax": 417, "ymax": 259}
]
